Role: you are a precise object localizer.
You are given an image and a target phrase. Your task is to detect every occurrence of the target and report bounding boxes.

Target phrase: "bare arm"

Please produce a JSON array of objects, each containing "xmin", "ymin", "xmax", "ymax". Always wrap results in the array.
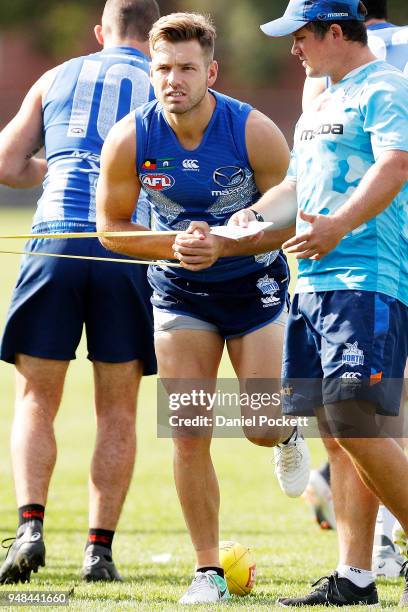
[
  {"xmin": 221, "ymin": 110, "xmax": 294, "ymax": 255},
  {"xmin": 96, "ymin": 114, "xmax": 175, "ymax": 260},
  {"xmin": 247, "ymin": 110, "xmax": 290, "ymax": 194},
  {"xmin": 302, "ymin": 77, "xmax": 327, "ymax": 112},
  {"xmin": 0, "ymin": 68, "xmax": 59, "ymax": 188},
  {"xmin": 230, "ymin": 177, "xmax": 297, "ymax": 232},
  {"xmin": 284, "ymin": 150, "xmax": 408, "ymax": 260},
  {"xmin": 173, "ymin": 110, "xmax": 294, "ymax": 269}
]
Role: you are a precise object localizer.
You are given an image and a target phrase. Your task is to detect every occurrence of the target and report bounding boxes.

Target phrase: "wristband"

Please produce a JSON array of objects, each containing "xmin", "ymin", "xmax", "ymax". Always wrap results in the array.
[{"xmin": 250, "ymin": 209, "xmax": 264, "ymax": 223}]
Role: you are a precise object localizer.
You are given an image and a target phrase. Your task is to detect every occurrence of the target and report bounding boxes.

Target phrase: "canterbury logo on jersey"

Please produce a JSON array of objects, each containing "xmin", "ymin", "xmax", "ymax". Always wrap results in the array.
[
  {"xmin": 300, "ymin": 124, "xmax": 344, "ymax": 141},
  {"xmin": 141, "ymin": 174, "xmax": 175, "ymax": 191},
  {"xmin": 182, "ymin": 159, "xmax": 199, "ymax": 170}
]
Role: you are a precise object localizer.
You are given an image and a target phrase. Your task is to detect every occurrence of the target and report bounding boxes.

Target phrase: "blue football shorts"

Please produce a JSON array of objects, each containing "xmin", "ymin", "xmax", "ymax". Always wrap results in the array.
[
  {"xmin": 148, "ymin": 254, "xmax": 290, "ymax": 339},
  {"xmin": 282, "ymin": 290, "xmax": 408, "ymax": 416},
  {"xmin": 1, "ymin": 234, "xmax": 157, "ymax": 373}
]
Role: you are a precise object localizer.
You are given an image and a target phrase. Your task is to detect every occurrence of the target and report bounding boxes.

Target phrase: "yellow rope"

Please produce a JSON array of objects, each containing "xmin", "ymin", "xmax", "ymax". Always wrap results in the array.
[
  {"xmin": 0, "ymin": 229, "xmax": 182, "ymax": 266},
  {"xmin": 0, "ymin": 250, "xmax": 181, "ymax": 267},
  {"xmin": 0, "ymin": 230, "xmax": 178, "ymax": 240}
]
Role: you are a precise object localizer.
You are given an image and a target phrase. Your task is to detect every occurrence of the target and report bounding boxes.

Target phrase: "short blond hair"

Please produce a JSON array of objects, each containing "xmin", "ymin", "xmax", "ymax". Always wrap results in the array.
[{"xmin": 149, "ymin": 12, "xmax": 216, "ymax": 62}]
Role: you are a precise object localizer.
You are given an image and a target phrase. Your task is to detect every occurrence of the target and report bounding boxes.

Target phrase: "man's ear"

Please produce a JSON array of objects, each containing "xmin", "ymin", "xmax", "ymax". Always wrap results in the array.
[
  {"xmin": 207, "ymin": 60, "xmax": 218, "ymax": 87},
  {"xmin": 94, "ymin": 25, "xmax": 104, "ymax": 46},
  {"xmin": 330, "ymin": 23, "xmax": 344, "ymax": 40}
]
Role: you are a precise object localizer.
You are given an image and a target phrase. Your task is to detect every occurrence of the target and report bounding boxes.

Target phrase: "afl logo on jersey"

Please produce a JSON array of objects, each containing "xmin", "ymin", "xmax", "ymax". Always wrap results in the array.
[
  {"xmin": 141, "ymin": 174, "xmax": 175, "ymax": 191},
  {"xmin": 213, "ymin": 166, "xmax": 245, "ymax": 189}
]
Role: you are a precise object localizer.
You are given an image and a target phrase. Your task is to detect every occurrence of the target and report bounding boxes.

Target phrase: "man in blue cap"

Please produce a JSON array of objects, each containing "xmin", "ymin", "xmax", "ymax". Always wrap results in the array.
[
  {"xmin": 300, "ymin": 0, "xmax": 408, "ymax": 582},
  {"xmin": 261, "ymin": 0, "xmax": 367, "ymax": 36},
  {"xmin": 302, "ymin": 0, "xmax": 408, "ymax": 107},
  {"xmin": 224, "ymin": 0, "xmax": 408, "ymax": 606}
]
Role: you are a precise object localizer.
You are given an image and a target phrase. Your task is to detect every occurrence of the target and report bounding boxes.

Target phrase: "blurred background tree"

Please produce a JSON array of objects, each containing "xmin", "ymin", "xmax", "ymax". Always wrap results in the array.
[
  {"xmin": 0, "ymin": 0, "xmax": 407, "ymax": 205},
  {"xmin": 1, "ymin": 0, "xmax": 407, "ymax": 85}
]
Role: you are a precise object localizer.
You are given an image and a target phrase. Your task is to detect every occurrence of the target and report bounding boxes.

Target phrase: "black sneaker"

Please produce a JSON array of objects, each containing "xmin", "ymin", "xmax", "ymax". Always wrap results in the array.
[
  {"xmin": 81, "ymin": 544, "xmax": 123, "ymax": 582},
  {"xmin": 399, "ymin": 560, "xmax": 408, "ymax": 606},
  {"xmin": 277, "ymin": 572, "xmax": 379, "ymax": 607},
  {"xmin": 0, "ymin": 520, "xmax": 45, "ymax": 584}
]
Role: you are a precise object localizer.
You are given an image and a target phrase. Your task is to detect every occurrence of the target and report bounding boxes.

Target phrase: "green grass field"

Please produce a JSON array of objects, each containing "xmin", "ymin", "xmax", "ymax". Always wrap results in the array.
[{"xmin": 0, "ymin": 206, "xmax": 404, "ymax": 610}]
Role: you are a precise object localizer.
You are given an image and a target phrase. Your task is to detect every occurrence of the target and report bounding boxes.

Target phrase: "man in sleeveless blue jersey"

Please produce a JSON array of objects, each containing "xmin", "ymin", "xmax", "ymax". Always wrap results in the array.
[
  {"xmin": 300, "ymin": 0, "xmax": 408, "ymax": 580},
  {"xmin": 0, "ymin": 0, "xmax": 159, "ymax": 584},
  {"xmin": 224, "ymin": 0, "xmax": 408, "ymax": 606},
  {"xmin": 96, "ymin": 12, "xmax": 311, "ymax": 605}
]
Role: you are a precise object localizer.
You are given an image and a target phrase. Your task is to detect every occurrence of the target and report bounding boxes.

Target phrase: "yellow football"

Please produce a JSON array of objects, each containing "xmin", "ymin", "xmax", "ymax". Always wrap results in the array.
[{"xmin": 219, "ymin": 540, "xmax": 256, "ymax": 596}]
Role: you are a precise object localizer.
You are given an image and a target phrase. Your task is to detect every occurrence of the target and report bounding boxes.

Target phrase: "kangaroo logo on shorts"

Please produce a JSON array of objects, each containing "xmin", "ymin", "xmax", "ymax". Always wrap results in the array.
[
  {"xmin": 342, "ymin": 342, "xmax": 364, "ymax": 367},
  {"xmin": 256, "ymin": 275, "xmax": 280, "ymax": 308}
]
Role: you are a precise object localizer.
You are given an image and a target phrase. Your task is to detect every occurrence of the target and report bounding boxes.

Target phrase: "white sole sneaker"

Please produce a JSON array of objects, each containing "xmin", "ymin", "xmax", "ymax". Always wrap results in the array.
[
  {"xmin": 302, "ymin": 469, "xmax": 336, "ymax": 530},
  {"xmin": 372, "ymin": 544, "xmax": 404, "ymax": 578},
  {"xmin": 179, "ymin": 570, "xmax": 231, "ymax": 605},
  {"xmin": 273, "ymin": 429, "xmax": 310, "ymax": 498}
]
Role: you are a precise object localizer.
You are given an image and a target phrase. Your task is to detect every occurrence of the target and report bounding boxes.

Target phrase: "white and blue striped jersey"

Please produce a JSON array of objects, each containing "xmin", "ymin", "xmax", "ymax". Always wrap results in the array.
[
  {"xmin": 288, "ymin": 60, "xmax": 408, "ymax": 306},
  {"xmin": 34, "ymin": 46, "xmax": 152, "ymax": 231},
  {"xmin": 368, "ymin": 22, "xmax": 408, "ymax": 74}
]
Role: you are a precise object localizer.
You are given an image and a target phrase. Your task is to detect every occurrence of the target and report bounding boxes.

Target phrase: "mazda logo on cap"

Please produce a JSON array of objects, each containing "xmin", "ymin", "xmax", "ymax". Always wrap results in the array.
[{"xmin": 213, "ymin": 166, "xmax": 246, "ymax": 188}]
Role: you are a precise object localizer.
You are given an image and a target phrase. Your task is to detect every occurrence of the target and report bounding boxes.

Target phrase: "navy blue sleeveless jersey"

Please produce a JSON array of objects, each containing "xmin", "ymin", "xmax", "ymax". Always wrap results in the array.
[
  {"xmin": 34, "ymin": 46, "xmax": 152, "ymax": 230},
  {"xmin": 135, "ymin": 90, "xmax": 282, "ymax": 282}
]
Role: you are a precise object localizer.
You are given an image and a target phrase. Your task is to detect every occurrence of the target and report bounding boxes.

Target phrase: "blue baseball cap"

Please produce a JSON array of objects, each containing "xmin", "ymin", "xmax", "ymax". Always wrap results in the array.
[{"xmin": 261, "ymin": 0, "xmax": 366, "ymax": 37}]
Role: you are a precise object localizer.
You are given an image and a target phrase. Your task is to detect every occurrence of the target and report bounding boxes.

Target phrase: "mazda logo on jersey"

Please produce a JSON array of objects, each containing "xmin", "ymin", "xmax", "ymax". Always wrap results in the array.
[
  {"xmin": 300, "ymin": 124, "xmax": 344, "ymax": 141},
  {"xmin": 213, "ymin": 166, "xmax": 246, "ymax": 188},
  {"xmin": 141, "ymin": 174, "xmax": 175, "ymax": 191}
]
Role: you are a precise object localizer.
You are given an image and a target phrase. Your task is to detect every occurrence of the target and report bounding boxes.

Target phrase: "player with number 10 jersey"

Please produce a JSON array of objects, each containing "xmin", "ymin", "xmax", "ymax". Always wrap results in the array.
[
  {"xmin": 0, "ymin": 0, "xmax": 160, "ymax": 586},
  {"xmin": 37, "ymin": 46, "xmax": 153, "ymax": 228},
  {"xmin": 1, "ymin": 38, "xmax": 157, "ymax": 369},
  {"xmin": 368, "ymin": 21, "xmax": 408, "ymax": 75}
]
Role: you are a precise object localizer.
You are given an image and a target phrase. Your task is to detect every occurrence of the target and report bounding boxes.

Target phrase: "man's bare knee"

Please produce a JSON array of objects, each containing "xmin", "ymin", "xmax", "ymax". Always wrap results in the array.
[
  {"xmin": 173, "ymin": 437, "xmax": 211, "ymax": 462},
  {"xmin": 15, "ymin": 354, "xmax": 69, "ymax": 417},
  {"xmin": 243, "ymin": 426, "xmax": 281, "ymax": 447},
  {"xmin": 93, "ymin": 360, "xmax": 142, "ymax": 416}
]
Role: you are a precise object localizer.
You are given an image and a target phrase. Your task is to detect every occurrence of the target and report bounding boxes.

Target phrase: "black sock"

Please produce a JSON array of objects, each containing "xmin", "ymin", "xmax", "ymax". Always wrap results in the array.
[
  {"xmin": 86, "ymin": 529, "xmax": 115, "ymax": 551},
  {"xmin": 320, "ymin": 461, "xmax": 331, "ymax": 485},
  {"xmin": 18, "ymin": 504, "xmax": 45, "ymax": 526},
  {"xmin": 197, "ymin": 566, "xmax": 225, "ymax": 578}
]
